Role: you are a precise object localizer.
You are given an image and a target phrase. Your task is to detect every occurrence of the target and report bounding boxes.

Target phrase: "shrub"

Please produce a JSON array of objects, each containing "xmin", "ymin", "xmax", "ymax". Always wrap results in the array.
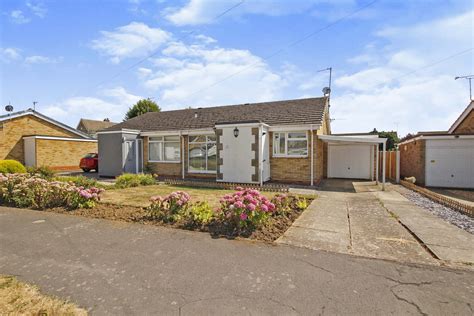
[
  {"xmin": 218, "ymin": 187, "xmax": 275, "ymax": 228},
  {"xmin": 271, "ymin": 193, "xmax": 310, "ymax": 215},
  {"xmin": 183, "ymin": 201, "xmax": 215, "ymax": 226},
  {"xmin": 55, "ymin": 175, "xmax": 99, "ymax": 189},
  {"xmin": 0, "ymin": 160, "xmax": 26, "ymax": 174},
  {"xmin": 148, "ymin": 191, "xmax": 191, "ymax": 223},
  {"xmin": 26, "ymin": 166, "xmax": 56, "ymax": 179},
  {"xmin": 115, "ymin": 173, "xmax": 155, "ymax": 189},
  {"xmin": 0, "ymin": 173, "xmax": 104, "ymax": 209}
]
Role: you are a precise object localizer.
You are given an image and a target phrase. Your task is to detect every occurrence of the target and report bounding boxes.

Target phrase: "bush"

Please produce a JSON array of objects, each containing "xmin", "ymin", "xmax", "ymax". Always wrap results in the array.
[
  {"xmin": 147, "ymin": 191, "xmax": 191, "ymax": 223},
  {"xmin": 115, "ymin": 173, "xmax": 155, "ymax": 189},
  {"xmin": 26, "ymin": 166, "xmax": 56, "ymax": 179},
  {"xmin": 271, "ymin": 193, "xmax": 310, "ymax": 215},
  {"xmin": 218, "ymin": 187, "xmax": 275, "ymax": 228},
  {"xmin": 55, "ymin": 175, "xmax": 99, "ymax": 189},
  {"xmin": 0, "ymin": 174, "xmax": 104, "ymax": 209},
  {"xmin": 183, "ymin": 201, "xmax": 215, "ymax": 226},
  {"xmin": 0, "ymin": 160, "xmax": 26, "ymax": 174}
]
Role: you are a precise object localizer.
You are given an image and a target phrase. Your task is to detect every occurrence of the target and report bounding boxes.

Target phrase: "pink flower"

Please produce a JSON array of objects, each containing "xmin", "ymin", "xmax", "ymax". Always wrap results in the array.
[
  {"xmin": 246, "ymin": 203, "xmax": 256, "ymax": 211},
  {"xmin": 240, "ymin": 213, "xmax": 248, "ymax": 220},
  {"xmin": 261, "ymin": 204, "xmax": 268, "ymax": 212}
]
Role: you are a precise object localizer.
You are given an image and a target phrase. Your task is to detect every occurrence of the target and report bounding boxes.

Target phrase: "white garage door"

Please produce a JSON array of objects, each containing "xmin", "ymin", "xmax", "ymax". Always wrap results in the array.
[
  {"xmin": 328, "ymin": 144, "xmax": 372, "ymax": 179},
  {"xmin": 425, "ymin": 139, "xmax": 474, "ymax": 188}
]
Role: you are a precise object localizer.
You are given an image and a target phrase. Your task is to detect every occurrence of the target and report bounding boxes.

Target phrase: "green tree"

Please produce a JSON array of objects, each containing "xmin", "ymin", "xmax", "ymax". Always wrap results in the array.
[
  {"xmin": 370, "ymin": 128, "xmax": 400, "ymax": 150},
  {"xmin": 124, "ymin": 98, "xmax": 160, "ymax": 120}
]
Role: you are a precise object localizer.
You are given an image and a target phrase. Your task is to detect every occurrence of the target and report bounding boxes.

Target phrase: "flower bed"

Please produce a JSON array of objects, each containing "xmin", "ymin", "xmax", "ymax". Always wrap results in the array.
[{"xmin": 0, "ymin": 173, "xmax": 104, "ymax": 209}]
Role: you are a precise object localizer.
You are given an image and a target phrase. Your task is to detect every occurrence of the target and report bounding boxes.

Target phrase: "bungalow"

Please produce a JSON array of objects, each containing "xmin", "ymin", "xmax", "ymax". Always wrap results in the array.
[
  {"xmin": 98, "ymin": 97, "xmax": 388, "ymax": 186},
  {"xmin": 0, "ymin": 108, "xmax": 97, "ymax": 170},
  {"xmin": 76, "ymin": 118, "xmax": 117, "ymax": 138},
  {"xmin": 399, "ymin": 100, "xmax": 474, "ymax": 189}
]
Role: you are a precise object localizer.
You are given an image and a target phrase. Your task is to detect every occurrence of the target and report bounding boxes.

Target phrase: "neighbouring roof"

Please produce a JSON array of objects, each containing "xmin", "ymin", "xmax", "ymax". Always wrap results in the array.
[
  {"xmin": 448, "ymin": 100, "xmax": 474, "ymax": 133},
  {"xmin": 0, "ymin": 108, "xmax": 92, "ymax": 139},
  {"xmin": 104, "ymin": 97, "xmax": 328, "ymax": 132},
  {"xmin": 77, "ymin": 118, "xmax": 117, "ymax": 135}
]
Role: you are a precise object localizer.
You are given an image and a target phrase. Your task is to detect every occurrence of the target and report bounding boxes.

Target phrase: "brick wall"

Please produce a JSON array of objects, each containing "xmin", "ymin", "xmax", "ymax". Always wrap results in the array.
[
  {"xmin": 0, "ymin": 115, "xmax": 78, "ymax": 164},
  {"xmin": 399, "ymin": 139, "xmax": 425, "ymax": 185},
  {"xmin": 35, "ymin": 138, "xmax": 97, "ymax": 170},
  {"xmin": 453, "ymin": 110, "xmax": 474, "ymax": 134}
]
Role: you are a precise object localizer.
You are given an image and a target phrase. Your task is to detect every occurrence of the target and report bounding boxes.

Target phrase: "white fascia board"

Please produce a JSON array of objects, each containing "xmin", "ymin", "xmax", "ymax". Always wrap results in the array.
[
  {"xmin": 141, "ymin": 128, "xmax": 215, "ymax": 137},
  {"xmin": 97, "ymin": 129, "xmax": 141, "ymax": 135},
  {"xmin": 398, "ymin": 134, "xmax": 474, "ymax": 146},
  {"xmin": 319, "ymin": 135, "xmax": 387, "ymax": 144},
  {"xmin": 22, "ymin": 136, "xmax": 98, "ymax": 142},
  {"xmin": 268, "ymin": 124, "xmax": 320, "ymax": 132},
  {"xmin": 214, "ymin": 122, "xmax": 269, "ymax": 129}
]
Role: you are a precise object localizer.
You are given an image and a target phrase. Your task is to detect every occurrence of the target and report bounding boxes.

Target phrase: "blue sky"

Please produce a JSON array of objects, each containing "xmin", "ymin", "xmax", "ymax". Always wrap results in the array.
[{"xmin": 1, "ymin": 0, "xmax": 472, "ymax": 136}]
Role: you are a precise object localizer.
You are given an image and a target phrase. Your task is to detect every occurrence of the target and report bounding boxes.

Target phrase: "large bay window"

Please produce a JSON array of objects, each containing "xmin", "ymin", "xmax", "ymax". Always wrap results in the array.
[
  {"xmin": 148, "ymin": 136, "xmax": 180, "ymax": 162},
  {"xmin": 188, "ymin": 135, "xmax": 216, "ymax": 173},
  {"xmin": 273, "ymin": 132, "xmax": 308, "ymax": 157}
]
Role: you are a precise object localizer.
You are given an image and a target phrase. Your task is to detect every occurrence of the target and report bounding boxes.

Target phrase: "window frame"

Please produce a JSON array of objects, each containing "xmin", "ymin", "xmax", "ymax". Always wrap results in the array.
[
  {"xmin": 148, "ymin": 135, "xmax": 181, "ymax": 163},
  {"xmin": 187, "ymin": 134, "xmax": 217, "ymax": 174},
  {"xmin": 272, "ymin": 131, "xmax": 309, "ymax": 158}
]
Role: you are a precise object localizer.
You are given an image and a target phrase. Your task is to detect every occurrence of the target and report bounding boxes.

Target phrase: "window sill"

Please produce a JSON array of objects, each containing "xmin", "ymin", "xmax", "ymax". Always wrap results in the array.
[
  {"xmin": 148, "ymin": 160, "xmax": 181, "ymax": 164},
  {"xmin": 272, "ymin": 155, "xmax": 308, "ymax": 159},
  {"xmin": 187, "ymin": 170, "xmax": 217, "ymax": 174}
]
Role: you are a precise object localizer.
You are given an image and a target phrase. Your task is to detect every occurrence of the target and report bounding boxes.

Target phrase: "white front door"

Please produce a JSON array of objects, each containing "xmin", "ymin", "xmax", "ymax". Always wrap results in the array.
[
  {"xmin": 425, "ymin": 139, "xmax": 474, "ymax": 188},
  {"xmin": 262, "ymin": 127, "xmax": 270, "ymax": 182},
  {"xmin": 328, "ymin": 144, "xmax": 372, "ymax": 179},
  {"xmin": 123, "ymin": 140, "xmax": 136, "ymax": 173}
]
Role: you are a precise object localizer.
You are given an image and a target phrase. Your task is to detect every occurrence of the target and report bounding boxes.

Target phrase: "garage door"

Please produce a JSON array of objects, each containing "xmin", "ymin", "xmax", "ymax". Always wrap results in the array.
[
  {"xmin": 328, "ymin": 144, "xmax": 372, "ymax": 179},
  {"xmin": 426, "ymin": 139, "xmax": 474, "ymax": 188}
]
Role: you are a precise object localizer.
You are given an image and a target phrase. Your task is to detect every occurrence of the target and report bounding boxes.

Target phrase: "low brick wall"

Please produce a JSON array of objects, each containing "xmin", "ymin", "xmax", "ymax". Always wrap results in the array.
[
  {"xmin": 36, "ymin": 138, "xmax": 97, "ymax": 170},
  {"xmin": 400, "ymin": 180, "xmax": 474, "ymax": 218}
]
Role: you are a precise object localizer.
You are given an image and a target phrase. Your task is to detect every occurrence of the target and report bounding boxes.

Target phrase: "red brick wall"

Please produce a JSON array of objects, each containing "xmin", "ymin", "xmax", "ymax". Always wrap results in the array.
[{"xmin": 400, "ymin": 139, "xmax": 425, "ymax": 185}]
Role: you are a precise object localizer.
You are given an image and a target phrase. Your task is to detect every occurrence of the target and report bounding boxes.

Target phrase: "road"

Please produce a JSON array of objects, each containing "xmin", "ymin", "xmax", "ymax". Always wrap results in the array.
[{"xmin": 0, "ymin": 206, "xmax": 473, "ymax": 315}]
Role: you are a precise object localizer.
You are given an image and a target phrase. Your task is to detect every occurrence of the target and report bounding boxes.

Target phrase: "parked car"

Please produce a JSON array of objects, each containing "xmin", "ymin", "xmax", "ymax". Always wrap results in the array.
[{"xmin": 79, "ymin": 153, "xmax": 98, "ymax": 172}]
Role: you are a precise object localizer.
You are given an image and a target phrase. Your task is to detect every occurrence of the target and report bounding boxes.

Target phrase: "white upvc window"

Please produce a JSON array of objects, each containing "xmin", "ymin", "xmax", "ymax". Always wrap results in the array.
[
  {"xmin": 148, "ymin": 136, "xmax": 181, "ymax": 162},
  {"xmin": 273, "ymin": 132, "xmax": 308, "ymax": 157},
  {"xmin": 188, "ymin": 135, "xmax": 217, "ymax": 173}
]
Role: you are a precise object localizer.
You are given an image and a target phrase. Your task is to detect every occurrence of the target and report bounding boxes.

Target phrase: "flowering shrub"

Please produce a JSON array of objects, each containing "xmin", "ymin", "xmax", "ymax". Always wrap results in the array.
[
  {"xmin": 0, "ymin": 173, "xmax": 104, "ymax": 209},
  {"xmin": 148, "ymin": 191, "xmax": 191, "ymax": 223},
  {"xmin": 219, "ymin": 187, "xmax": 275, "ymax": 228},
  {"xmin": 271, "ymin": 193, "xmax": 309, "ymax": 215}
]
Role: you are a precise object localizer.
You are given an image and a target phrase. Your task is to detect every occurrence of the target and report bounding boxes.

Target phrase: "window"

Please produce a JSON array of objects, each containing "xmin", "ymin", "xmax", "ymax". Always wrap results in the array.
[
  {"xmin": 148, "ymin": 136, "xmax": 180, "ymax": 162},
  {"xmin": 273, "ymin": 132, "xmax": 308, "ymax": 157},
  {"xmin": 188, "ymin": 135, "xmax": 216, "ymax": 173}
]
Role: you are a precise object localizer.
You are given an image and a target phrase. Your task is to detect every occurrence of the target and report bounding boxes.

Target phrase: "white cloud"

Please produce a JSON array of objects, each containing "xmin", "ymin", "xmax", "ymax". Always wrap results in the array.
[
  {"xmin": 165, "ymin": 0, "xmax": 355, "ymax": 26},
  {"xmin": 24, "ymin": 55, "xmax": 62, "ymax": 64},
  {"xmin": 332, "ymin": 10, "xmax": 473, "ymax": 136},
  {"xmin": 43, "ymin": 87, "xmax": 143, "ymax": 126},
  {"xmin": 91, "ymin": 22, "xmax": 171, "ymax": 63},
  {"xmin": 10, "ymin": 10, "xmax": 30, "ymax": 24},
  {"xmin": 26, "ymin": 1, "xmax": 47, "ymax": 18},
  {"xmin": 0, "ymin": 47, "xmax": 22, "ymax": 62}
]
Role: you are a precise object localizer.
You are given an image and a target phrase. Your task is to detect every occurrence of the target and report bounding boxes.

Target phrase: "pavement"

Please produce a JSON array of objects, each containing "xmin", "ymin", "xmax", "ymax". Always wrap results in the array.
[{"xmin": 1, "ymin": 206, "xmax": 474, "ymax": 315}]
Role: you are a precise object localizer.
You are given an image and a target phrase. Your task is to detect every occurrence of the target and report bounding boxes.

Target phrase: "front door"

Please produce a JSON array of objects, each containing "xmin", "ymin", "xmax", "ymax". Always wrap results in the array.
[{"xmin": 123, "ymin": 140, "xmax": 136, "ymax": 173}]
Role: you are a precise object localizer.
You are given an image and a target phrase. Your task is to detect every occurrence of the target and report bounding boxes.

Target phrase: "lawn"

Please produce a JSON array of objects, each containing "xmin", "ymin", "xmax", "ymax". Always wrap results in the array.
[
  {"xmin": 101, "ymin": 184, "xmax": 279, "ymax": 208},
  {"xmin": 0, "ymin": 275, "xmax": 87, "ymax": 315}
]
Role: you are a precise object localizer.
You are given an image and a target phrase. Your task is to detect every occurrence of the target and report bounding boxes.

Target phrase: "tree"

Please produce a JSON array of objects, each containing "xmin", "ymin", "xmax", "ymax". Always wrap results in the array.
[
  {"xmin": 124, "ymin": 98, "xmax": 160, "ymax": 120},
  {"xmin": 370, "ymin": 128, "xmax": 400, "ymax": 150}
]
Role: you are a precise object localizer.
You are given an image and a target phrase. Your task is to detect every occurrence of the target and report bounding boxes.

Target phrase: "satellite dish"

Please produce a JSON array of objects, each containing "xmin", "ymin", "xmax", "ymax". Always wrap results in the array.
[
  {"xmin": 322, "ymin": 87, "xmax": 331, "ymax": 96},
  {"xmin": 5, "ymin": 104, "xmax": 13, "ymax": 112}
]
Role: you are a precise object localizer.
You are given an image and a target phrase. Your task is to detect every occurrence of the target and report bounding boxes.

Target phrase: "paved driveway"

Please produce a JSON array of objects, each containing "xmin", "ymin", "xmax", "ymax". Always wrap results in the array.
[{"xmin": 1, "ymin": 206, "xmax": 473, "ymax": 315}]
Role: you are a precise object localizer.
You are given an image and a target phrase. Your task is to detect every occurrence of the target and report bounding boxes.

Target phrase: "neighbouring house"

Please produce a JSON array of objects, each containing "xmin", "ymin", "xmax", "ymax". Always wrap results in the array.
[
  {"xmin": 77, "ymin": 118, "xmax": 117, "ymax": 138},
  {"xmin": 399, "ymin": 100, "xmax": 474, "ymax": 189},
  {"xmin": 98, "ymin": 97, "xmax": 388, "ymax": 186},
  {"xmin": 0, "ymin": 108, "xmax": 97, "ymax": 171}
]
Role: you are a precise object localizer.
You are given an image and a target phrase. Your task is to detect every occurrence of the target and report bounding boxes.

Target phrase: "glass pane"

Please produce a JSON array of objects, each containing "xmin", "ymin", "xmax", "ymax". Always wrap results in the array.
[
  {"xmin": 207, "ymin": 143, "xmax": 217, "ymax": 171},
  {"xmin": 189, "ymin": 135, "xmax": 206, "ymax": 143},
  {"xmin": 189, "ymin": 143, "xmax": 206, "ymax": 171},
  {"xmin": 149, "ymin": 136, "xmax": 163, "ymax": 141},
  {"xmin": 149, "ymin": 142, "xmax": 163, "ymax": 161},
  {"xmin": 164, "ymin": 135, "xmax": 180, "ymax": 142},
  {"xmin": 288, "ymin": 132, "xmax": 306, "ymax": 139},
  {"xmin": 164, "ymin": 142, "xmax": 180, "ymax": 161},
  {"xmin": 287, "ymin": 140, "xmax": 308, "ymax": 156},
  {"xmin": 274, "ymin": 133, "xmax": 286, "ymax": 155},
  {"xmin": 207, "ymin": 135, "xmax": 216, "ymax": 142}
]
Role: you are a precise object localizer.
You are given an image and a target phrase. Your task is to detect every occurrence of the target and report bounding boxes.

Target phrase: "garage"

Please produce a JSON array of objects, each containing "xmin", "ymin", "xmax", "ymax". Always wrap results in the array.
[
  {"xmin": 328, "ymin": 144, "xmax": 373, "ymax": 179},
  {"xmin": 425, "ymin": 138, "xmax": 474, "ymax": 189}
]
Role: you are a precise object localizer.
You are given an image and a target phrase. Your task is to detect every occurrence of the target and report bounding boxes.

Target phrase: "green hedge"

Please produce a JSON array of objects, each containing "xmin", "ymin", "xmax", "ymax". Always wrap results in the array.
[{"xmin": 0, "ymin": 160, "xmax": 27, "ymax": 174}]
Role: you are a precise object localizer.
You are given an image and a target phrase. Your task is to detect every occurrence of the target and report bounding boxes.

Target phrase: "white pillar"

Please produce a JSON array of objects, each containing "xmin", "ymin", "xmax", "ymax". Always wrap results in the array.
[
  {"xmin": 181, "ymin": 133, "xmax": 185, "ymax": 179},
  {"xmin": 310, "ymin": 127, "xmax": 314, "ymax": 186},
  {"xmin": 375, "ymin": 144, "xmax": 379, "ymax": 184},
  {"xmin": 370, "ymin": 145, "xmax": 374, "ymax": 181},
  {"xmin": 382, "ymin": 141, "xmax": 386, "ymax": 191}
]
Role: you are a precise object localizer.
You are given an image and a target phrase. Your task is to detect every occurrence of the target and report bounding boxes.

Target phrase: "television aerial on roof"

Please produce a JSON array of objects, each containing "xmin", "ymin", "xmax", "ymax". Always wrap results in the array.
[{"xmin": 5, "ymin": 102, "xmax": 13, "ymax": 113}]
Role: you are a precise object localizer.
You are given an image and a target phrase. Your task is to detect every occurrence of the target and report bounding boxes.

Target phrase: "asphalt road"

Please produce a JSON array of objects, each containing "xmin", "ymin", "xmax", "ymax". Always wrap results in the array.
[{"xmin": 1, "ymin": 206, "xmax": 473, "ymax": 315}]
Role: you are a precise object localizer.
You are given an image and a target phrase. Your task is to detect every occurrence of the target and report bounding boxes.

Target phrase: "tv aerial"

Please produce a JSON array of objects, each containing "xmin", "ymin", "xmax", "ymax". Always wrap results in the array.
[{"xmin": 5, "ymin": 102, "xmax": 13, "ymax": 113}]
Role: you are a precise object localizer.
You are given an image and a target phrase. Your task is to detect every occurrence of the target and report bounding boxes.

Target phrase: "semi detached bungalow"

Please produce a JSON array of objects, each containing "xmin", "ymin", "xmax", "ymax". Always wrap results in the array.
[{"xmin": 98, "ymin": 97, "xmax": 388, "ymax": 186}]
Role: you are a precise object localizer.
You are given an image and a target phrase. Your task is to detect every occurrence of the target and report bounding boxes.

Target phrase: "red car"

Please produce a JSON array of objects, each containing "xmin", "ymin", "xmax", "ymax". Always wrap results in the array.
[{"xmin": 80, "ymin": 153, "xmax": 98, "ymax": 172}]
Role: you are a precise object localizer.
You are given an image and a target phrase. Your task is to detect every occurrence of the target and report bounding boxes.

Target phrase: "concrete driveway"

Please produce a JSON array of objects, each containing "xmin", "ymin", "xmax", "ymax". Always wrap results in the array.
[{"xmin": 1, "ymin": 206, "xmax": 473, "ymax": 315}]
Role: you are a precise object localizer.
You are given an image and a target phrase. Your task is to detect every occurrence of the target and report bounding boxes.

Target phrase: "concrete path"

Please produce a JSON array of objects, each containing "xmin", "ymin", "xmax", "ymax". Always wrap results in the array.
[
  {"xmin": 1, "ymin": 206, "xmax": 474, "ymax": 315},
  {"xmin": 278, "ymin": 188, "xmax": 435, "ymax": 265},
  {"xmin": 375, "ymin": 189, "xmax": 474, "ymax": 265}
]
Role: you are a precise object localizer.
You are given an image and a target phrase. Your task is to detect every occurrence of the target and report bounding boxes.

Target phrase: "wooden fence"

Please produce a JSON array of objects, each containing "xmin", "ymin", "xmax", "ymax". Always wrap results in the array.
[
  {"xmin": 378, "ymin": 150, "xmax": 400, "ymax": 183},
  {"xmin": 400, "ymin": 180, "xmax": 474, "ymax": 218}
]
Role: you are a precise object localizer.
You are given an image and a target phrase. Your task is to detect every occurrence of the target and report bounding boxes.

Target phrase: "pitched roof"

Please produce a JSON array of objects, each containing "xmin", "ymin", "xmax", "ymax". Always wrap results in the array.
[
  {"xmin": 0, "ymin": 108, "xmax": 92, "ymax": 139},
  {"xmin": 77, "ymin": 118, "xmax": 117, "ymax": 135},
  {"xmin": 448, "ymin": 100, "xmax": 474, "ymax": 133},
  {"xmin": 104, "ymin": 97, "xmax": 328, "ymax": 132}
]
